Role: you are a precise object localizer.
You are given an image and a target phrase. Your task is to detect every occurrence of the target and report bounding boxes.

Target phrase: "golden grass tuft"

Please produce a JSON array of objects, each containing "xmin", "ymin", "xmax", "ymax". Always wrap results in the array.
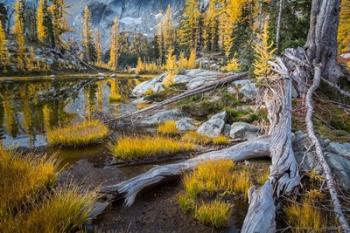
[
  {"xmin": 212, "ymin": 136, "xmax": 231, "ymax": 145},
  {"xmin": 47, "ymin": 120, "xmax": 109, "ymax": 147},
  {"xmin": 0, "ymin": 147, "xmax": 95, "ymax": 233},
  {"xmin": 0, "ymin": 148, "xmax": 57, "ymax": 217},
  {"xmin": 110, "ymin": 136, "xmax": 195, "ymax": 160},
  {"xmin": 2, "ymin": 188, "xmax": 95, "ymax": 233},
  {"xmin": 194, "ymin": 200, "xmax": 232, "ymax": 228},
  {"xmin": 181, "ymin": 131, "xmax": 212, "ymax": 145},
  {"xmin": 183, "ymin": 160, "xmax": 237, "ymax": 197},
  {"xmin": 285, "ymin": 200, "xmax": 325, "ymax": 233},
  {"xmin": 177, "ymin": 193, "xmax": 196, "ymax": 213},
  {"xmin": 157, "ymin": 120, "xmax": 179, "ymax": 136},
  {"xmin": 232, "ymin": 170, "xmax": 251, "ymax": 197}
]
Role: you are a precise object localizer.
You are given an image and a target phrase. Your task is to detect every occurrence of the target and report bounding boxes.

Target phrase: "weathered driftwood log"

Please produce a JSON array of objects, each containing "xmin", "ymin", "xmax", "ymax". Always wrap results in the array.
[
  {"xmin": 242, "ymin": 58, "xmax": 300, "ymax": 233},
  {"xmin": 108, "ymin": 72, "xmax": 248, "ymax": 123},
  {"xmin": 305, "ymin": 65, "xmax": 350, "ymax": 233},
  {"xmin": 100, "ymin": 136, "xmax": 271, "ymax": 207}
]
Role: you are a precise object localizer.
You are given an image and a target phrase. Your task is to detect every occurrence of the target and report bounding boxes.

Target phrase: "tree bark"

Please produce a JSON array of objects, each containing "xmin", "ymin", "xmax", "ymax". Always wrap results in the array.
[
  {"xmin": 305, "ymin": 0, "xmax": 342, "ymax": 82},
  {"xmin": 276, "ymin": 0, "xmax": 283, "ymax": 52}
]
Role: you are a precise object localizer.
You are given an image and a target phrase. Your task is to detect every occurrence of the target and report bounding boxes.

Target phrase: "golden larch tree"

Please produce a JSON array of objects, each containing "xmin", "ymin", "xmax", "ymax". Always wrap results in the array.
[
  {"xmin": 82, "ymin": 6, "xmax": 94, "ymax": 62},
  {"xmin": 156, "ymin": 5, "xmax": 175, "ymax": 63},
  {"xmin": 219, "ymin": 0, "xmax": 247, "ymax": 57},
  {"xmin": 253, "ymin": 20, "xmax": 276, "ymax": 78},
  {"xmin": 338, "ymin": 0, "xmax": 350, "ymax": 53},
  {"xmin": 13, "ymin": 0, "xmax": 26, "ymax": 70},
  {"xmin": 0, "ymin": 22, "xmax": 9, "ymax": 69},
  {"xmin": 37, "ymin": 0, "xmax": 48, "ymax": 43},
  {"xmin": 177, "ymin": 0, "xmax": 201, "ymax": 51},
  {"xmin": 109, "ymin": 17, "xmax": 120, "ymax": 71},
  {"xmin": 203, "ymin": 0, "xmax": 219, "ymax": 52},
  {"xmin": 95, "ymin": 29, "xmax": 103, "ymax": 66}
]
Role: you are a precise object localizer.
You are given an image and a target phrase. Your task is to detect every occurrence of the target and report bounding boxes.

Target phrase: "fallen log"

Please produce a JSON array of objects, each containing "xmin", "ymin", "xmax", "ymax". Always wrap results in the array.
[
  {"xmin": 108, "ymin": 72, "xmax": 249, "ymax": 123},
  {"xmin": 95, "ymin": 137, "xmax": 270, "ymax": 211},
  {"xmin": 305, "ymin": 65, "xmax": 350, "ymax": 233}
]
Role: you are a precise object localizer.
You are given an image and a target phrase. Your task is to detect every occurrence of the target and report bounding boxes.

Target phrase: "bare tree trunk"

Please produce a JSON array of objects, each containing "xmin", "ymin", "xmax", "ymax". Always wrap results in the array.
[
  {"xmin": 305, "ymin": 64, "xmax": 350, "ymax": 233},
  {"xmin": 305, "ymin": 0, "xmax": 342, "ymax": 82},
  {"xmin": 276, "ymin": 0, "xmax": 283, "ymax": 52}
]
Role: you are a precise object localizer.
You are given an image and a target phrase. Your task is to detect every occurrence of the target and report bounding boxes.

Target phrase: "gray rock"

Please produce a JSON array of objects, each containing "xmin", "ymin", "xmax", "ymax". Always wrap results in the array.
[
  {"xmin": 176, "ymin": 117, "xmax": 196, "ymax": 132},
  {"xmin": 239, "ymin": 83, "xmax": 257, "ymax": 101},
  {"xmin": 184, "ymin": 69, "xmax": 222, "ymax": 89},
  {"xmin": 173, "ymin": 75, "xmax": 192, "ymax": 84},
  {"xmin": 141, "ymin": 109, "xmax": 183, "ymax": 126},
  {"xmin": 223, "ymin": 124, "xmax": 231, "ymax": 137},
  {"xmin": 230, "ymin": 122, "xmax": 259, "ymax": 140},
  {"xmin": 131, "ymin": 73, "xmax": 167, "ymax": 97},
  {"xmin": 327, "ymin": 142, "xmax": 350, "ymax": 158},
  {"xmin": 197, "ymin": 111, "xmax": 226, "ymax": 138},
  {"xmin": 325, "ymin": 152, "xmax": 350, "ymax": 188}
]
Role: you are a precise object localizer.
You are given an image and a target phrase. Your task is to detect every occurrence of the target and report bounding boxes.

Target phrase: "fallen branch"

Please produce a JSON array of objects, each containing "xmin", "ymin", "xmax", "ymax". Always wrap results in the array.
[
  {"xmin": 305, "ymin": 65, "xmax": 350, "ymax": 233},
  {"xmin": 108, "ymin": 72, "xmax": 249, "ymax": 123},
  {"xmin": 321, "ymin": 77, "xmax": 350, "ymax": 98}
]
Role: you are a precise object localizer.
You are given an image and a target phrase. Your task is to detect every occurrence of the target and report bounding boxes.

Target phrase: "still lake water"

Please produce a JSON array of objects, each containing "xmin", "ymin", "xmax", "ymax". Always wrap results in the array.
[{"xmin": 0, "ymin": 74, "xmax": 149, "ymax": 149}]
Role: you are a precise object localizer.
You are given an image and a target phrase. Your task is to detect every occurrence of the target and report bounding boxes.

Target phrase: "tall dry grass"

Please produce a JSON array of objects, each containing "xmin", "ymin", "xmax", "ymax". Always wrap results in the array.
[{"xmin": 47, "ymin": 120, "xmax": 109, "ymax": 147}]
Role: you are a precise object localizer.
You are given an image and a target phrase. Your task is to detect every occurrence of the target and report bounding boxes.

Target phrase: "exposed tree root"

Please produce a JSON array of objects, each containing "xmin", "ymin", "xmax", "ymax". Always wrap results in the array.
[{"xmin": 305, "ymin": 65, "xmax": 350, "ymax": 233}]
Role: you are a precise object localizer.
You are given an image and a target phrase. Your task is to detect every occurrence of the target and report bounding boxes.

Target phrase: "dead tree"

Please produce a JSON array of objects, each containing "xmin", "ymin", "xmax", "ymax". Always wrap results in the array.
[{"xmin": 305, "ymin": 0, "xmax": 342, "ymax": 82}]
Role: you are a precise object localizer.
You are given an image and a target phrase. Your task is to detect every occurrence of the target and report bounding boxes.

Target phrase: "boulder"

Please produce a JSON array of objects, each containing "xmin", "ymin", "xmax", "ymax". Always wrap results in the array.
[
  {"xmin": 229, "ymin": 79, "xmax": 258, "ymax": 101},
  {"xmin": 173, "ymin": 75, "xmax": 192, "ymax": 84},
  {"xmin": 131, "ymin": 73, "xmax": 167, "ymax": 97},
  {"xmin": 327, "ymin": 142, "xmax": 350, "ymax": 158},
  {"xmin": 197, "ymin": 111, "xmax": 226, "ymax": 138},
  {"xmin": 176, "ymin": 117, "xmax": 196, "ymax": 132},
  {"xmin": 230, "ymin": 122, "xmax": 259, "ymax": 140},
  {"xmin": 141, "ymin": 109, "xmax": 183, "ymax": 126},
  {"xmin": 325, "ymin": 153, "xmax": 350, "ymax": 188},
  {"xmin": 180, "ymin": 69, "xmax": 222, "ymax": 89}
]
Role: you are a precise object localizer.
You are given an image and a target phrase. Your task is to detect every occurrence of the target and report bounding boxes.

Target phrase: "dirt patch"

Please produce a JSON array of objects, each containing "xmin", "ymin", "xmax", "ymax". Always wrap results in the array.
[{"xmin": 89, "ymin": 181, "xmax": 235, "ymax": 233}]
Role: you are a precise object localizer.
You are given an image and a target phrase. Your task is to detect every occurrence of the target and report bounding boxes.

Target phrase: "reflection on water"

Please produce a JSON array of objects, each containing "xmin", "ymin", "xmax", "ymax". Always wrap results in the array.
[{"xmin": 0, "ymin": 76, "xmax": 143, "ymax": 148}]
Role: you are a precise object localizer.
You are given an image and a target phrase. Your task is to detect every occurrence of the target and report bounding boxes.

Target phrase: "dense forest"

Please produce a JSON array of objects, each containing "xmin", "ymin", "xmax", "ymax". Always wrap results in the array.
[
  {"xmin": 0, "ymin": 0, "xmax": 349, "ymax": 75},
  {"xmin": 1, "ymin": 0, "xmax": 350, "ymax": 233}
]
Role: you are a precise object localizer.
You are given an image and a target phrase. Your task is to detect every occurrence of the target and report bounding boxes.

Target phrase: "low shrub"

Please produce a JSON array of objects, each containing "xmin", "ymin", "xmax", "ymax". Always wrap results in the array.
[
  {"xmin": 47, "ymin": 120, "xmax": 109, "ymax": 147},
  {"xmin": 110, "ymin": 136, "xmax": 195, "ymax": 160},
  {"xmin": 194, "ymin": 200, "xmax": 232, "ymax": 228},
  {"xmin": 157, "ymin": 120, "xmax": 179, "ymax": 136}
]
